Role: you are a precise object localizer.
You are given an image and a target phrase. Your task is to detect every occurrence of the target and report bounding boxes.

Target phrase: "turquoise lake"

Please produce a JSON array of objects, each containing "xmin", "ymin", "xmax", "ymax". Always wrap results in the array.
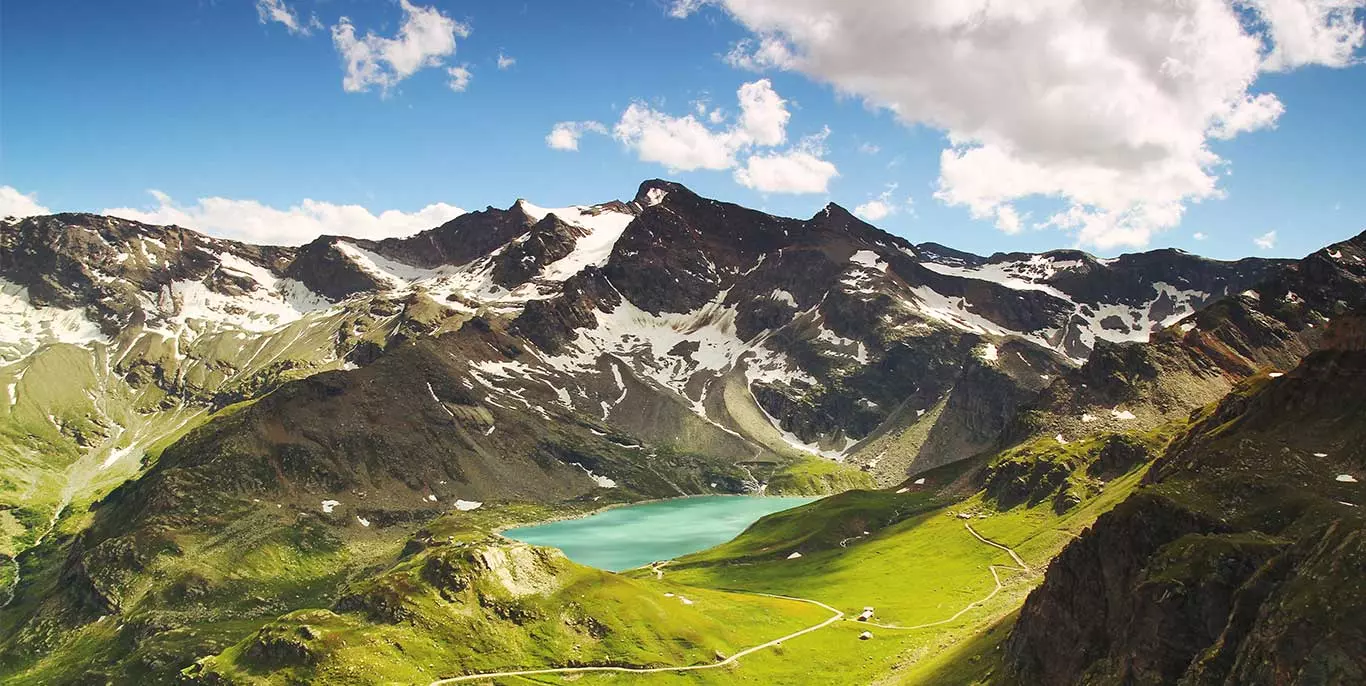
[{"xmin": 503, "ymin": 495, "xmax": 818, "ymax": 572}]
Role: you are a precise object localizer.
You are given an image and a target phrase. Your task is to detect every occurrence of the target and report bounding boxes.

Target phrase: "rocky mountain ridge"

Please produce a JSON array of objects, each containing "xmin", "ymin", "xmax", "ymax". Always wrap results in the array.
[
  {"xmin": 2, "ymin": 180, "xmax": 1362, "ymax": 685},
  {"xmin": 0, "ymin": 181, "xmax": 1295, "ymax": 551}
]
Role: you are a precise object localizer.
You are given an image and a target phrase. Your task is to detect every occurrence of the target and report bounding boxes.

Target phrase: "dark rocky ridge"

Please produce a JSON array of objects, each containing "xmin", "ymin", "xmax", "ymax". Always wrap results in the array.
[
  {"xmin": 0, "ymin": 213, "xmax": 295, "ymax": 334},
  {"xmin": 1001, "ymin": 244, "xmax": 1366, "ymax": 685}
]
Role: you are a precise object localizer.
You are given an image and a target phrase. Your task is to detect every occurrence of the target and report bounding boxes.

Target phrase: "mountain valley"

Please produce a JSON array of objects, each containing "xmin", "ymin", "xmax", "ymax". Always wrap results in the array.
[{"xmin": 1, "ymin": 180, "xmax": 1363, "ymax": 684}]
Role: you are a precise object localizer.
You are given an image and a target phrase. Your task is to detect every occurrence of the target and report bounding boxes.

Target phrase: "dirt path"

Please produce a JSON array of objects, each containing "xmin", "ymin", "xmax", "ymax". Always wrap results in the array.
[
  {"xmin": 855, "ymin": 522, "xmax": 1030, "ymax": 631},
  {"xmin": 428, "ymin": 521, "xmax": 1031, "ymax": 684},
  {"xmin": 428, "ymin": 594, "xmax": 844, "ymax": 685}
]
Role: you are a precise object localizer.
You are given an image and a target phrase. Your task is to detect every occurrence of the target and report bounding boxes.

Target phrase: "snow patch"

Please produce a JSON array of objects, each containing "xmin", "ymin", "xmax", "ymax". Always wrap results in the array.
[
  {"xmin": 356, "ymin": 516, "xmax": 371, "ymax": 527},
  {"xmin": 571, "ymin": 462, "xmax": 617, "ymax": 488},
  {"xmin": 1110, "ymin": 409, "xmax": 1137, "ymax": 421},
  {"xmin": 1, "ymin": 279, "xmax": 108, "ymax": 361},
  {"xmin": 455, "ymin": 499, "xmax": 483, "ymax": 511},
  {"xmin": 769, "ymin": 289, "xmax": 797, "ymax": 307},
  {"xmin": 786, "ymin": 551, "xmax": 803, "ymax": 559},
  {"xmin": 518, "ymin": 202, "xmax": 637, "ymax": 281},
  {"xmin": 1337, "ymin": 474, "xmax": 1358, "ymax": 483},
  {"xmin": 643, "ymin": 187, "xmax": 668, "ymax": 206},
  {"xmin": 321, "ymin": 500, "xmax": 340, "ymax": 513}
]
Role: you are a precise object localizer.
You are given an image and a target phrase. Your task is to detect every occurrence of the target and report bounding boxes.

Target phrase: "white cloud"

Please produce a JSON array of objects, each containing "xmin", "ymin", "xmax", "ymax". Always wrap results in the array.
[
  {"xmin": 1251, "ymin": 0, "xmax": 1366, "ymax": 71},
  {"xmin": 546, "ymin": 121, "xmax": 608, "ymax": 151},
  {"xmin": 1209, "ymin": 93, "xmax": 1287, "ymax": 139},
  {"xmin": 734, "ymin": 128, "xmax": 837, "ymax": 194},
  {"xmin": 447, "ymin": 65, "xmax": 472, "ymax": 92},
  {"xmin": 612, "ymin": 79, "xmax": 837, "ymax": 192},
  {"xmin": 735, "ymin": 79, "xmax": 790, "ymax": 146},
  {"xmin": 1193, "ymin": 231, "xmax": 1209, "ymax": 240},
  {"xmin": 669, "ymin": 0, "xmax": 708, "ymax": 19},
  {"xmin": 735, "ymin": 150, "xmax": 838, "ymax": 194},
  {"xmin": 995, "ymin": 205, "xmax": 1024, "ymax": 235},
  {"xmin": 332, "ymin": 0, "xmax": 470, "ymax": 95},
  {"xmin": 102, "ymin": 190, "xmax": 465, "ymax": 246},
  {"xmin": 613, "ymin": 104, "xmax": 739, "ymax": 171},
  {"xmin": 1254, "ymin": 230, "xmax": 1279, "ymax": 249},
  {"xmin": 853, "ymin": 184, "xmax": 904, "ymax": 221},
  {"xmin": 0, "ymin": 186, "xmax": 51, "ymax": 218},
  {"xmin": 676, "ymin": 0, "xmax": 1366, "ymax": 250},
  {"xmin": 256, "ymin": 0, "xmax": 311, "ymax": 35},
  {"xmin": 497, "ymin": 52, "xmax": 516, "ymax": 70},
  {"xmin": 725, "ymin": 36, "xmax": 797, "ymax": 71},
  {"xmin": 857, "ymin": 142, "xmax": 880, "ymax": 155},
  {"xmin": 854, "ymin": 199, "xmax": 892, "ymax": 221}
]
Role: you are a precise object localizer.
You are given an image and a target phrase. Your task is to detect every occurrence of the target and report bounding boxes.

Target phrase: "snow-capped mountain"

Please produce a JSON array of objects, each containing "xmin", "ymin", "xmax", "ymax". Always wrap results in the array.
[{"xmin": 0, "ymin": 181, "xmax": 1290, "ymax": 528}]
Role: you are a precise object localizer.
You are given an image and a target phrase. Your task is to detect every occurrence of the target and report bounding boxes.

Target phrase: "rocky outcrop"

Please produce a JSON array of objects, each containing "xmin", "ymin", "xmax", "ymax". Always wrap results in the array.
[{"xmin": 1002, "ymin": 317, "xmax": 1366, "ymax": 685}]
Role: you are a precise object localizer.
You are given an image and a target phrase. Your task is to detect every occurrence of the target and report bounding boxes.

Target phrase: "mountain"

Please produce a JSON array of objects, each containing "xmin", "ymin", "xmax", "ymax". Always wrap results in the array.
[
  {"xmin": 2, "ymin": 180, "xmax": 1344, "ymax": 684},
  {"xmin": 999, "ymin": 246, "xmax": 1366, "ymax": 684}
]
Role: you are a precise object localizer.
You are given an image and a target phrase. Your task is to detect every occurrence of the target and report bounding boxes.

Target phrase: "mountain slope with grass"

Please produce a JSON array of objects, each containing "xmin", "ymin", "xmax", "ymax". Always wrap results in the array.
[
  {"xmin": 1, "ymin": 183, "xmax": 1357, "ymax": 684},
  {"xmin": 1001, "ymin": 310, "xmax": 1366, "ymax": 685}
]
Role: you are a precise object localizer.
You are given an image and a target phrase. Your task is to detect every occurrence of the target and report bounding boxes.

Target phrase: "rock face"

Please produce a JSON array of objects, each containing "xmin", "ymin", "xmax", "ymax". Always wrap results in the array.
[
  {"xmin": 1003, "ymin": 310, "xmax": 1366, "ymax": 685},
  {"xmin": 0, "ymin": 182, "xmax": 1305, "ymax": 572}
]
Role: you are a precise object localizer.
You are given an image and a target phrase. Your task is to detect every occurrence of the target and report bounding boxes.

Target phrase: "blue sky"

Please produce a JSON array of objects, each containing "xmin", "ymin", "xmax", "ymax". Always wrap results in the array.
[{"xmin": 2, "ymin": 0, "xmax": 1364, "ymax": 259}]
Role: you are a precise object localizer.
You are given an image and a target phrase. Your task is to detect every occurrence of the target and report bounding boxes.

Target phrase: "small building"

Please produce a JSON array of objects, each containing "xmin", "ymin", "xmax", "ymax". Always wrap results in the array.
[
  {"xmin": 857, "ymin": 607, "xmax": 874, "ymax": 621},
  {"xmin": 858, "ymin": 631, "xmax": 873, "ymax": 640}
]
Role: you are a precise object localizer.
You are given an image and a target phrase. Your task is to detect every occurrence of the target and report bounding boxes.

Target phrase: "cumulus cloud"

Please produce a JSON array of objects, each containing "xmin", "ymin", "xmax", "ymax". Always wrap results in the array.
[
  {"xmin": 614, "ymin": 103, "xmax": 739, "ymax": 171},
  {"xmin": 446, "ymin": 65, "xmax": 472, "ymax": 92},
  {"xmin": 613, "ymin": 79, "xmax": 837, "ymax": 192},
  {"xmin": 332, "ymin": 0, "xmax": 470, "ymax": 95},
  {"xmin": 853, "ymin": 184, "xmax": 906, "ymax": 221},
  {"xmin": 102, "ymin": 190, "xmax": 465, "ymax": 246},
  {"xmin": 256, "ymin": 0, "xmax": 312, "ymax": 36},
  {"xmin": 0, "ymin": 186, "xmax": 51, "ymax": 218},
  {"xmin": 734, "ymin": 79, "xmax": 790, "ymax": 146},
  {"xmin": 1254, "ymin": 230, "xmax": 1279, "ymax": 249},
  {"xmin": 735, "ymin": 149, "xmax": 837, "ymax": 194},
  {"xmin": 497, "ymin": 52, "xmax": 516, "ymax": 70},
  {"xmin": 725, "ymin": 36, "xmax": 796, "ymax": 71},
  {"xmin": 673, "ymin": 0, "xmax": 1366, "ymax": 249},
  {"xmin": 546, "ymin": 121, "xmax": 608, "ymax": 151},
  {"xmin": 1252, "ymin": 0, "xmax": 1366, "ymax": 71},
  {"xmin": 1193, "ymin": 232, "xmax": 1209, "ymax": 240}
]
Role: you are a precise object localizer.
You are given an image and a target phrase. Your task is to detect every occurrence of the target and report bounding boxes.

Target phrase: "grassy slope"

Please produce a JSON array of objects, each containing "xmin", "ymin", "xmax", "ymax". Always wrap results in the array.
[
  {"xmin": 190, "ymin": 506, "xmax": 830, "ymax": 685},
  {"xmin": 583, "ymin": 436, "xmax": 1164, "ymax": 685}
]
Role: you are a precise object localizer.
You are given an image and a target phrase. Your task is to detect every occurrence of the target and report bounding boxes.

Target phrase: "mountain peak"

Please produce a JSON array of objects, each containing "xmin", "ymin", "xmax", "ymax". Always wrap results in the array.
[{"xmin": 633, "ymin": 179, "xmax": 691, "ymax": 208}]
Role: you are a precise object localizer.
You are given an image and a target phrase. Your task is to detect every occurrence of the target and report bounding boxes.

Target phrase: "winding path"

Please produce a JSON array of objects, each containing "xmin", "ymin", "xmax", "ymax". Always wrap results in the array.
[
  {"xmin": 427, "ymin": 522, "xmax": 1027, "ymax": 684},
  {"xmin": 429, "ymin": 594, "xmax": 844, "ymax": 685},
  {"xmin": 856, "ymin": 523, "xmax": 1030, "ymax": 632}
]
